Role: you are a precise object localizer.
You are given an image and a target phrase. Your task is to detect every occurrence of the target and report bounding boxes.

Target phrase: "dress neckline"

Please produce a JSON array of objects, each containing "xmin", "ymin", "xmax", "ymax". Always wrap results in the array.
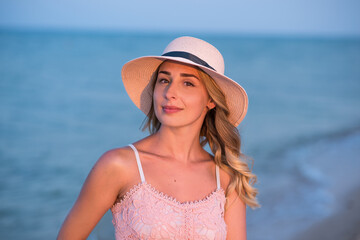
[{"xmin": 112, "ymin": 181, "xmax": 225, "ymax": 210}]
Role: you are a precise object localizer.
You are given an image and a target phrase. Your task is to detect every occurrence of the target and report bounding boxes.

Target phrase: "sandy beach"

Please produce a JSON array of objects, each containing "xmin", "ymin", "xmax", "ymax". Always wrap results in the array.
[
  {"xmin": 292, "ymin": 185, "xmax": 360, "ymax": 240},
  {"xmin": 291, "ymin": 129, "xmax": 360, "ymax": 240}
]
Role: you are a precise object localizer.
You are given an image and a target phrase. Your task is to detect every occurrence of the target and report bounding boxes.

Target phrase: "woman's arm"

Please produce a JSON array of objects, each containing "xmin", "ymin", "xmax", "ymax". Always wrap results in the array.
[
  {"xmin": 224, "ymin": 189, "xmax": 247, "ymax": 240},
  {"xmin": 57, "ymin": 149, "xmax": 128, "ymax": 240}
]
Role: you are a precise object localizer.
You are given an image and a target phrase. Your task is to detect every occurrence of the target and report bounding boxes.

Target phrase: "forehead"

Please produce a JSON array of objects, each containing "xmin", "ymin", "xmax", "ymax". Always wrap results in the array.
[{"xmin": 158, "ymin": 60, "xmax": 200, "ymax": 75}]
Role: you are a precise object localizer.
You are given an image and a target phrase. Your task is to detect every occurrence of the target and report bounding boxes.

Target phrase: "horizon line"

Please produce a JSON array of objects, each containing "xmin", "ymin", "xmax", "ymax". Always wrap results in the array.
[{"xmin": 1, "ymin": 26, "xmax": 360, "ymax": 40}]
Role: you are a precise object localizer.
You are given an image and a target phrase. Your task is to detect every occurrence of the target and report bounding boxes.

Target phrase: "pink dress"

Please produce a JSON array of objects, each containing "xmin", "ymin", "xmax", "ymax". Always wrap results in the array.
[{"xmin": 111, "ymin": 144, "xmax": 227, "ymax": 240}]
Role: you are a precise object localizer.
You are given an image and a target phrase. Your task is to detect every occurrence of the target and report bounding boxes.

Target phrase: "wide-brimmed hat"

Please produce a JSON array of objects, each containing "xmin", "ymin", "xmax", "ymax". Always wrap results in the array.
[{"xmin": 121, "ymin": 36, "xmax": 248, "ymax": 127}]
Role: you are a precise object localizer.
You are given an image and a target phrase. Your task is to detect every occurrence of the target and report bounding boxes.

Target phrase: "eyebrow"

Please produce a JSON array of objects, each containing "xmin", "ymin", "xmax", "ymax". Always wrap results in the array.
[
  {"xmin": 181, "ymin": 73, "xmax": 200, "ymax": 81},
  {"xmin": 158, "ymin": 71, "xmax": 200, "ymax": 81}
]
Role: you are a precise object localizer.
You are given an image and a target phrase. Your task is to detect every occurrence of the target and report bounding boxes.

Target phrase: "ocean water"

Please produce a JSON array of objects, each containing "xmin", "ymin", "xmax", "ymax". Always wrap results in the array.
[{"xmin": 0, "ymin": 30, "xmax": 359, "ymax": 239}]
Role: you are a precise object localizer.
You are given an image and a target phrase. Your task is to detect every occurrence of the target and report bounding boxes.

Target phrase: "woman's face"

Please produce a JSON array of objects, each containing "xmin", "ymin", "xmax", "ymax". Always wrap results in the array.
[{"xmin": 153, "ymin": 61, "xmax": 215, "ymax": 129}]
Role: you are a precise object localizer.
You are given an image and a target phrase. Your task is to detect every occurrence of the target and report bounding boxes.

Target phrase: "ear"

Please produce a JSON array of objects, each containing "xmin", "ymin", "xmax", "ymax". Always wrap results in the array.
[{"xmin": 207, "ymin": 99, "xmax": 216, "ymax": 110}]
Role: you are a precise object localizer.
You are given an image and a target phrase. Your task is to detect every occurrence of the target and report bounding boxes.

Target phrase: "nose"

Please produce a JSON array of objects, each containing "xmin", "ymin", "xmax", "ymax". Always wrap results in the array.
[{"xmin": 164, "ymin": 81, "xmax": 177, "ymax": 100}]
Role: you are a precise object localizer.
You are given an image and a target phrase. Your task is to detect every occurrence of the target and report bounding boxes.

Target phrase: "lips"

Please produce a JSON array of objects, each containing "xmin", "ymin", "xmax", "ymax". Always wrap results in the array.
[{"xmin": 162, "ymin": 105, "xmax": 183, "ymax": 113}]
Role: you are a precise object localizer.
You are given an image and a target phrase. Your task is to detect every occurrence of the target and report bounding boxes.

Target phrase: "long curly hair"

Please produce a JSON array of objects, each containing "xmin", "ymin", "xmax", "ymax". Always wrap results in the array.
[{"xmin": 141, "ymin": 61, "xmax": 260, "ymax": 209}]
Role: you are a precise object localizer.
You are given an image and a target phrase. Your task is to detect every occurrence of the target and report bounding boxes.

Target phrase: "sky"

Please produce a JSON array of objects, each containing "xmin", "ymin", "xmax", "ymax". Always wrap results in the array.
[{"xmin": 0, "ymin": 0, "xmax": 359, "ymax": 37}]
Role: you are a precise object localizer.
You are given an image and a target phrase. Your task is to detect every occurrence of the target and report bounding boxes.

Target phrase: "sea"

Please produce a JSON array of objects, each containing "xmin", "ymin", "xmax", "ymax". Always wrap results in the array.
[{"xmin": 0, "ymin": 30, "xmax": 359, "ymax": 240}]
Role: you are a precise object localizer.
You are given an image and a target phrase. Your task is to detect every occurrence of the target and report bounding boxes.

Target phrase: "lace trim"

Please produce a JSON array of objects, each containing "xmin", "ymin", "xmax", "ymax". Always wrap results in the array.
[
  {"xmin": 111, "ymin": 181, "xmax": 225, "ymax": 212},
  {"xmin": 144, "ymin": 182, "xmax": 225, "ymax": 207},
  {"xmin": 111, "ymin": 181, "xmax": 143, "ymax": 209}
]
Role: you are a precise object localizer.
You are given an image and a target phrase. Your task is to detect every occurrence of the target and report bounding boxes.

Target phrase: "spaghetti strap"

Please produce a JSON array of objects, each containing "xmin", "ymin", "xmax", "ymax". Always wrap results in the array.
[
  {"xmin": 128, "ymin": 144, "xmax": 146, "ymax": 183},
  {"xmin": 215, "ymin": 165, "xmax": 221, "ymax": 190}
]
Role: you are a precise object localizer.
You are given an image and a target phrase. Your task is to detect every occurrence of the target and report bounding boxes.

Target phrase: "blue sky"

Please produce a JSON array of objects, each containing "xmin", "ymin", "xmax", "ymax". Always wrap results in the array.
[{"xmin": 0, "ymin": 0, "xmax": 359, "ymax": 36}]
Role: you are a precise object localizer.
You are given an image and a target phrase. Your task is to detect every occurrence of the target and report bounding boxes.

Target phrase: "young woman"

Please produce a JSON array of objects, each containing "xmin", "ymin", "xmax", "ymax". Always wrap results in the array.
[{"xmin": 57, "ymin": 36, "xmax": 259, "ymax": 240}]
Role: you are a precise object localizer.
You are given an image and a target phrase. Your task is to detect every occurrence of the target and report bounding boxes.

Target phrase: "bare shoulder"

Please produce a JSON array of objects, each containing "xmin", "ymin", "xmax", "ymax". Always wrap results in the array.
[
  {"xmin": 56, "ymin": 146, "xmax": 137, "ymax": 239},
  {"xmin": 92, "ymin": 146, "xmax": 137, "ymax": 187},
  {"xmin": 218, "ymin": 165, "xmax": 246, "ymax": 209},
  {"xmin": 96, "ymin": 146, "xmax": 134, "ymax": 169}
]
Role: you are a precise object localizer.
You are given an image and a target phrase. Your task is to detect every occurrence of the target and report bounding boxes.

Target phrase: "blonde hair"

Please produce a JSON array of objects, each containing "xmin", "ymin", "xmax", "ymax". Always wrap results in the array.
[{"xmin": 141, "ymin": 61, "xmax": 260, "ymax": 209}]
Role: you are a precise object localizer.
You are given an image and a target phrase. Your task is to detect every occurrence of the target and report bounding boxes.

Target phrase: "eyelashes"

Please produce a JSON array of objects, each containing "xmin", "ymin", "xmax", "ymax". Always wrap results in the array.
[
  {"xmin": 184, "ymin": 81, "xmax": 195, "ymax": 87},
  {"xmin": 157, "ymin": 78, "xmax": 195, "ymax": 87}
]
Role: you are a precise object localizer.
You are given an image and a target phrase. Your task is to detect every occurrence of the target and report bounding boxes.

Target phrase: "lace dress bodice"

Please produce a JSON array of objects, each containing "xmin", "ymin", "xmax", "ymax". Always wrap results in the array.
[{"xmin": 110, "ymin": 144, "xmax": 227, "ymax": 240}]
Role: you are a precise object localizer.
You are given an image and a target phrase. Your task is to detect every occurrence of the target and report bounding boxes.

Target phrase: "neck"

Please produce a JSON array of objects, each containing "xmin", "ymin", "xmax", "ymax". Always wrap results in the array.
[{"xmin": 149, "ymin": 125, "xmax": 207, "ymax": 165}]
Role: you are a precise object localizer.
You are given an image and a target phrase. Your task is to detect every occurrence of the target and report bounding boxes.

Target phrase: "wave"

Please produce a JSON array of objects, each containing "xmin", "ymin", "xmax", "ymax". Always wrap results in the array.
[
  {"xmin": 266, "ymin": 122, "xmax": 360, "ymax": 161},
  {"xmin": 248, "ymin": 122, "xmax": 360, "ymax": 240}
]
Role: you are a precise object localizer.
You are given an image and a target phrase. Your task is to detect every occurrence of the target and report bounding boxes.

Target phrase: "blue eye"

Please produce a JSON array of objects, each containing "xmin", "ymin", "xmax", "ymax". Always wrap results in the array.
[{"xmin": 184, "ymin": 81, "xmax": 194, "ymax": 87}]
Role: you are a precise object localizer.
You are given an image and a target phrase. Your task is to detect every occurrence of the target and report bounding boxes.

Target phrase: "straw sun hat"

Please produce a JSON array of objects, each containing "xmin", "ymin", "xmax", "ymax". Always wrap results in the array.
[{"xmin": 121, "ymin": 36, "xmax": 248, "ymax": 127}]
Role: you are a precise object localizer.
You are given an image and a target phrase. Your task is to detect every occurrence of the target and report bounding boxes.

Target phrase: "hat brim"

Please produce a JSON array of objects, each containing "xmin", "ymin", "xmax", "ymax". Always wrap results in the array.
[{"xmin": 121, "ymin": 55, "xmax": 248, "ymax": 127}]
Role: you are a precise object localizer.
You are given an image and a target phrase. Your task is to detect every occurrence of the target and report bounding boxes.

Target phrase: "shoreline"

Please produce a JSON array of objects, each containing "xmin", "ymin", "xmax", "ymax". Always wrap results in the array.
[
  {"xmin": 290, "ymin": 130, "xmax": 360, "ymax": 240},
  {"xmin": 292, "ymin": 185, "xmax": 360, "ymax": 240},
  {"xmin": 247, "ymin": 128, "xmax": 360, "ymax": 240}
]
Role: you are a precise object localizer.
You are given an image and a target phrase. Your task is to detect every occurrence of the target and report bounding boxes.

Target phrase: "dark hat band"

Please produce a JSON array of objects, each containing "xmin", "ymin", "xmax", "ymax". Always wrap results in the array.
[{"xmin": 161, "ymin": 51, "xmax": 216, "ymax": 71}]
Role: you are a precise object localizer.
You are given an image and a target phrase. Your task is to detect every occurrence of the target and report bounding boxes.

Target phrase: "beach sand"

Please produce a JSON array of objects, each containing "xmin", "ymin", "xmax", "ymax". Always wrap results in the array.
[
  {"xmin": 291, "ymin": 130, "xmax": 360, "ymax": 240},
  {"xmin": 292, "ymin": 185, "xmax": 360, "ymax": 240}
]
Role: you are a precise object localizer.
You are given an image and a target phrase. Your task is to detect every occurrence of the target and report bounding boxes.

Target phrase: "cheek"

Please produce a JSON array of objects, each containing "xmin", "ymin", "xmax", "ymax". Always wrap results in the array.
[{"xmin": 186, "ymin": 94, "xmax": 209, "ymax": 110}]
